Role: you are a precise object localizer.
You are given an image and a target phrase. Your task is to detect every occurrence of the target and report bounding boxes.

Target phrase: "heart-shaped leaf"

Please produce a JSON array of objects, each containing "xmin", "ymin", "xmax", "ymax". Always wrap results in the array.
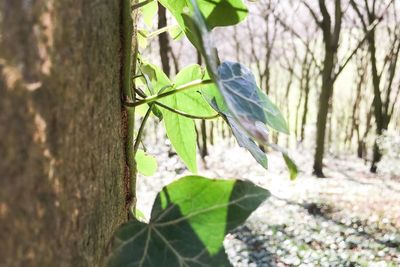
[
  {"xmin": 158, "ymin": 0, "xmax": 248, "ymax": 31},
  {"xmin": 135, "ymin": 149, "xmax": 158, "ymax": 177},
  {"xmin": 163, "ymin": 109, "xmax": 198, "ymax": 173},
  {"xmin": 227, "ymin": 116, "xmax": 268, "ymax": 169},
  {"xmin": 218, "ymin": 61, "xmax": 289, "ymax": 139},
  {"xmin": 107, "ymin": 175, "xmax": 270, "ymax": 267},
  {"xmin": 140, "ymin": 0, "xmax": 158, "ymax": 28},
  {"xmin": 201, "ymin": 77, "xmax": 297, "ymax": 177},
  {"xmin": 169, "ymin": 64, "xmax": 217, "ymax": 117}
]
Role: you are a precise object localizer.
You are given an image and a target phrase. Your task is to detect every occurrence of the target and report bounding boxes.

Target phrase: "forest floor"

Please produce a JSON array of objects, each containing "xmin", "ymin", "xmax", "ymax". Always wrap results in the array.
[{"xmin": 137, "ymin": 138, "xmax": 400, "ymax": 267}]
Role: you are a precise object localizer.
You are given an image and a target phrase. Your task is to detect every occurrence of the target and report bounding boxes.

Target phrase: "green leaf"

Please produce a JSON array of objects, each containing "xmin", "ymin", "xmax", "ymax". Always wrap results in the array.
[
  {"xmin": 202, "ymin": 82, "xmax": 269, "ymax": 170},
  {"xmin": 139, "ymin": 61, "xmax": 171, "ymax": 94},
  {"xmin": 135, "ymin": 149, "xmax": 158, "ymax": 177},
  {"xmin": 197, "ymin": 0, "xmax": 248, "ymax": 28},
  {"xmin": 227, "ymin": 116, "xmax": 268, "ymax": 169},
  {"xmin": 134, "ymin": 208, "xmax": 147, "ymax": 222},
  {"xmin": 163, "ymin": 108, "xmax": 198, "ymax": 173},
  {"xmin": 141, "ymin": 0, "xmax": 158, "ymax": 28},
  {"xmin": 283, "ymin": 154, "xmax": 298, "ymax": 180},
  {"xmin": 151, "ymin": 105, "xmax": 163, "ymax": 121},
  {"xmin": 137, "ymin": 30, "xmax": 148, "ymax": 48},
  {"xmin": 269, "ymin": 144, "xmax": 298, "ymax": 180},
  {"xmin": 159, "ymin": 0, "xmax": 247, "ymax": 30},
  {"xmin": 168, "ymin": 24, "xmax": 184, "ymax": 40},
  {"xmin": 169, "ymin": 64, "xmax": 217, "ymax": 117},
  {"xmin": 107, "ymin": 175, "xmax": 270, "ymax": 267},
  {"xmin": 158, "ymin": 0, "xmax": 247, "ymax": 50},
  {"xmin": 218, "ymin": 61, "xmax": 289, "ymax": 140}
]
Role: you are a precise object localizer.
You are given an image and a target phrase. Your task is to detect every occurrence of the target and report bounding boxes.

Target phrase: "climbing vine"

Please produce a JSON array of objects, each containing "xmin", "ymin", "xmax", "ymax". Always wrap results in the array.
[{"xmin": 110, "ymin": 0, "xmax": 298, "ymax": 266}]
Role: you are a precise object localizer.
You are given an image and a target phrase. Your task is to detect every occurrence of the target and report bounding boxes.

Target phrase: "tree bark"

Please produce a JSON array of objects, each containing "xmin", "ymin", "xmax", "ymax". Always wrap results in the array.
[
  {"xmin": 312, "ymin": 0, "xmax": 342, "ymax": 177},
  {"xmin": 158, "ymin": 2, "xmax": 171, "ymax": 76},
  {"xmin": 0, "ymin": 0, "xmax": 129, "ymax": 266}
]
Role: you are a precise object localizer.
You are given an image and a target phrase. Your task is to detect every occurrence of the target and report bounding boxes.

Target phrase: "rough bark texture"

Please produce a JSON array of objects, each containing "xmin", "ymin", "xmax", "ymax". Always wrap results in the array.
[{"xmin": 0, "ymin": 1, "xmax": 126, "ymax": 266}]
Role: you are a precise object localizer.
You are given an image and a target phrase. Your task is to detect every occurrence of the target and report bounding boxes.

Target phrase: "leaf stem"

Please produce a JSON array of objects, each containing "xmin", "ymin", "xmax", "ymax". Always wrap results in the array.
[
  {"xmin": 128, "ymin": 79, "xmax": 213, "ymax": 107},
  {"xmin": 134, "ymin": 88, "xmax": 218, "ymax": 119},
  {"xmin": 155, "ymin": 102, "xmax": 219, "ymax": 120},
  {"xmin": 132, "ymin": 0, "xmax": 153, "ymax": 11},
  {"xmin": 146, "ymin": 25, "xmax": 177, "ymax": 39},
  {"xmin": 133, "ymin": 105, "xmax": 153, "ymax": 156}
]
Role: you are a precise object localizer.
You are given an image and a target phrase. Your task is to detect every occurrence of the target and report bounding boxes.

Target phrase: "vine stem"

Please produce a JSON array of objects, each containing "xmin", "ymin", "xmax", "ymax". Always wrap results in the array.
[
  {"xmin": 127, "ymin": 79, "xmax": 213, "ymax": 107},
  {"xmin": 132, "ymin": 0, "xmax": 153, "ymax": 11},
  {"xmin": 122, "ymin": 0, "xmax": 139, "ymax": 219},
  {"xmin": 132, "ymin": 88, "xmax": 219, "ymax": 120},
  {"xmin": 145, "ymin": 25, "xmax": 178, "ymax": 39},
  {"xmin": 153, "ymin": 102, "xmax": 219, "ymax": 120},
  {"xmin": 133, "ymin": 106, "xmax": 153, "ymax": 155}
]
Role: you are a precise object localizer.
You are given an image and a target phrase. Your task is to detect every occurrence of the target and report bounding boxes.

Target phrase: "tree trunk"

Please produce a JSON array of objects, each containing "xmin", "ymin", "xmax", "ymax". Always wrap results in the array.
[
  {"xmin": 0, "ymin": 1, "xmax": 129, "ymax": 266},
  {"xmin": 300, "ymin": 62, "xmax": 311, "ymax": 142},
  {"xmin": 158, "ymin": 2, "xmax": 171, "ymax": 76},
  {"xmin": 313, "ymin": 50, "xmax": 335, "ymax": 177},
  {"xmin": 200, "ymin": 120, "xmax": 208, "ymax": 159}
]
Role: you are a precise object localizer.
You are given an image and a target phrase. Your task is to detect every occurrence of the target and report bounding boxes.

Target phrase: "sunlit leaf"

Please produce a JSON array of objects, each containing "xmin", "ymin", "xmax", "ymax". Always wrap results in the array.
[
  {"xmin": 158, "ymin": 0, "xmax": 247, "ymax": 30},
  {"xmin": 269, "ymin": 144, "xmax": 298, "ymax": 180},
  {"xmin": 107, "ymin": 175, "xmax": 270, "ymax": 267},
  {"xmin": 141, "ymin": 0, "xmax": 158, "ymax": 28},
  {"xmin": 168, "ymin": 24, "xmax": 184, "ymax": 40},
  {"xmin": 169, "ymin": 64, "xmax": 217, "ymax": 117},
  {"xmin": 139, "ymin": 61, "xmax": 171, "ymax": 94},
  {"xmin": 137, "ymin": 30, "xmax": 148, "ymax": 48},
  {"xmin": 162, "ymin": 107, "xmax": 198, "ymax": 173},
  {"xmin": 134, "ymin": 208, "xmax": 147, "ymax": 222},
  {"xmin": 283, "ymin": 154, "xmax": 298, "ymax": 180},
  {"xmin": 135, "ymin": 149, "xmax": 158, "ymax": 177}
]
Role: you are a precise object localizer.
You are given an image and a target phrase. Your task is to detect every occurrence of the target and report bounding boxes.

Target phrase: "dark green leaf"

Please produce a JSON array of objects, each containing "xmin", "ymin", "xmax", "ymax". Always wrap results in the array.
[
  {"xmin": 107, "ymin": 175, "xmax": 270, "ymax": 267},
  {"xmin": 151, "ymin": 105, "xmax": 163, "ymax": 121},
  {"xmin": 158, "ymin": 0, "xmax": 247, "ymax": 30}
]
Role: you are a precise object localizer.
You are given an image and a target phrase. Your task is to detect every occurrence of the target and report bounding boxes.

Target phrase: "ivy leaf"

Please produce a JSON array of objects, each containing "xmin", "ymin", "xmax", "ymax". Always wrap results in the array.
[
  {"xmin": 227, "ymin": 116, "xmax": 268, "ymax": 169},
  {"xmin": 268, "ymin": 144, "xmax": 299, "ymax": 180},
  {"xmin": 197, "ymin": 0, "xmax": 248, "ymax": 28},
  {"xmin": 202, "ymin": 89, "xmax": 268, "ymax": 170},
  {"xmin": 162, "ymin": 108, "xmax": 198, "ymax": 173},
  {"xmin": 218, "ymin": 61, "xmax": 289, "ymax": 140},
  {"xmin": 137, "ymin": 30, "xmax": 148, "ymax": 48},
  {"xmin": 107, "ymin": 175, "xmax": 270, "ymax": 267},
  {"xmin": 283, "ymin": 154, "xmax": 298, "ymax": 180},
  {"xmin": 139, "ymin": 61, "xmax": 171, "ymax": 94},
  {"xmin": 135, "ymin": 149, "xmax": 158, "ymax": 177},
  {"xmin": 206, "ymin": 85, "xmax": 298, "ymax": 177},
  {"xmin": 158, "ymin": 0, "xmax": 247, "ymax": 30},
  {"xmin": 168, "ymin": 24, "xmax": 184, "ymax": 40},
  {"xmin": 158, "ymin": 0, "xmax": 247, "ymax": 50},
  {"xmin": 170, "ymin": 64, "xmax": 217, "ymax": 117},
  {"xmin": 140, "ymin": 0, "xmax": 158, "ymax": 28}
]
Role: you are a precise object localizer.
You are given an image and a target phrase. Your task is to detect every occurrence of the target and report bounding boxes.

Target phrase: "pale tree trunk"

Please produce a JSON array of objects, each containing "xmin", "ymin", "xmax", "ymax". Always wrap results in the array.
[{"xmin": 0, "ymin": 0, "xmax": 131, "ymax": 266}]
